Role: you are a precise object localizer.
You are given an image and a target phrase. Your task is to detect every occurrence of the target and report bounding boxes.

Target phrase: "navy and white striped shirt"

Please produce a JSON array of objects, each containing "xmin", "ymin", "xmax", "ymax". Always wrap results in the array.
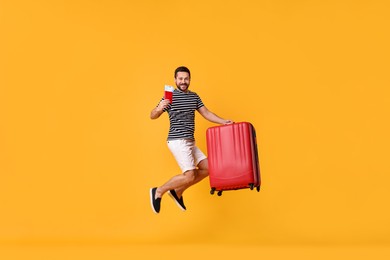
[{"xmin": 160, "ymin": 88, "xmax": 204, "ymax": 140}]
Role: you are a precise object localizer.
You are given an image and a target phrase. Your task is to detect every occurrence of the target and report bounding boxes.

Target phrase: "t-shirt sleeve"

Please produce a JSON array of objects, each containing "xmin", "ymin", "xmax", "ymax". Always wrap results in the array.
[{"xmin": 196, "ymin": 94, "xmax": 205, "ymax": 110}]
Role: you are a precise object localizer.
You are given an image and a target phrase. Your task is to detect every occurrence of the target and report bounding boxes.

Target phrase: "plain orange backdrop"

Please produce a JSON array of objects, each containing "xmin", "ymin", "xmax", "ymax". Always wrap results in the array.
[{"xmin": 1, "ymin": 0, "xmax": 390, "ymax": 258}]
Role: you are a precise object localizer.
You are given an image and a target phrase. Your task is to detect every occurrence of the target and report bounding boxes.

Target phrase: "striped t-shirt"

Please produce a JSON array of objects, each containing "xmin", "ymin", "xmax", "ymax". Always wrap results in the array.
[{"xmin": 160, "ymin": 88, "xmax": 204, "ymax": 140}]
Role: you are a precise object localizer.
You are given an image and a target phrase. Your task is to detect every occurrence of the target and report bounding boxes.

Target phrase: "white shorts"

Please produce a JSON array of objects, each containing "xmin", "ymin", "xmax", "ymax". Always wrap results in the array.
[{"xmin": 167, "ymin": 139, "xmax": 207, "ymax": 173}]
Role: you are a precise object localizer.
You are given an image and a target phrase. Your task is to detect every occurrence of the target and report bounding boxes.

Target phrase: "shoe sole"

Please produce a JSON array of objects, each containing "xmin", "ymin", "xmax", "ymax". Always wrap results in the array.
[
  {"xmin": 150, "ymin": 188, "xmax": 159, "ymax": 214},
  {"xmin": 168, "ymin": 190, "xmax": 186, "ymax": 211}
]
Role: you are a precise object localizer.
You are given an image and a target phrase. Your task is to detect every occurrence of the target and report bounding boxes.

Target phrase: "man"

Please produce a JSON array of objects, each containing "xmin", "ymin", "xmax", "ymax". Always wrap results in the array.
[{"xmin": 150, "ymin": 66, "xmax": 232, "ymax": 214}]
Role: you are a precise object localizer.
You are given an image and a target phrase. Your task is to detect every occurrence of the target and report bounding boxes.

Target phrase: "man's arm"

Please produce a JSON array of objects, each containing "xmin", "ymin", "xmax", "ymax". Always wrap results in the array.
[
  {"xmin": 150, "ymin": 99, "xmax": 170, "ymax": 119},
  {"xmin": 197, "ymin": 106, "xmax": 233, "ymax": 124}
]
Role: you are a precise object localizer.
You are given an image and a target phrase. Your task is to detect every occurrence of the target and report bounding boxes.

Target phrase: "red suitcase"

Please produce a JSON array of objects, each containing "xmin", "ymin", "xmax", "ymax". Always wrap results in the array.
[{"xmin": 206, "ymin": 122, "xmax": 261, "ymax": 196}]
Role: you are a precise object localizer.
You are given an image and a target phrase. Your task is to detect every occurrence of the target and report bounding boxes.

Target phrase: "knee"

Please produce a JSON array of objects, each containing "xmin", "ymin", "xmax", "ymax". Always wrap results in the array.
[
  {"xmin": 198, "ymin": 159, "xmax": 208, "ymax": 171},
  {"xmin": 198, "ymin": 160, "xmax": 209, "ymax": 176},
  {"xmin": 183, "ymin": 170, "xmax": 196, "ymax": 184}
]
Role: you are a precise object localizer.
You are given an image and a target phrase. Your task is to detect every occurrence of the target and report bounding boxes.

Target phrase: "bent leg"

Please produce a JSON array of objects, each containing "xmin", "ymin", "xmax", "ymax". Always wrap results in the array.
[
  {"xmin": 174, "ymin": 158, "xmax": 209, "ymax": 197},
  {"xmin": 158, "ymin": 140, "xmax": 208, "ymax": 199},
  {"xmin": 155, "ymin": 169, "xmax": 196, "ymax": 198}
]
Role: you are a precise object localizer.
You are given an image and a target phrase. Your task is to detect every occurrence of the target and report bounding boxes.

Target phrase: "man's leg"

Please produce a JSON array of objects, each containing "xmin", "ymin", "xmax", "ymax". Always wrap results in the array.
[
  {"xmin": 174, "ymin": 158, "xmax": 209, "ymax": 198},
  {"xmin": 151, "ymin": 160, "xmax": 208, "ymax": 213},
  {"xmin": 151, "ymin": 140, "xmax": 207, "ymax": 212},
  {"xmin": 155, "ymin": 169, "xmax": 196, "ymax": 199},
  {"xmin": 155, "ymin": 159, "xmax": 209, "ymax": 199}
]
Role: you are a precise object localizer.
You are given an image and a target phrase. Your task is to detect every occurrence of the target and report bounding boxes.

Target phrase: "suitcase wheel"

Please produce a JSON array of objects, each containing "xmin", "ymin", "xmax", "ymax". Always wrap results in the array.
[
  {"xmin": 256, "ymin": 186, "xmax": 260, "ymax": 192},
  {"xmin": 210, "ymin": 187, "xmax": 216, "ymax": 195},
  {"xmin": 217, "ymin": 190, "xmax": 223, "ymax": 196},
  {"xmin": 249, "ymin": 183, "xmax": 254, "ymax": 190}
]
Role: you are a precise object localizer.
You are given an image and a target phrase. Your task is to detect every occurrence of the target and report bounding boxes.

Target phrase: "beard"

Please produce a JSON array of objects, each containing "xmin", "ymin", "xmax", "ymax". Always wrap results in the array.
[{"xmin": 177, "ymin": 83, "xmax": 189, "ymax": 91}]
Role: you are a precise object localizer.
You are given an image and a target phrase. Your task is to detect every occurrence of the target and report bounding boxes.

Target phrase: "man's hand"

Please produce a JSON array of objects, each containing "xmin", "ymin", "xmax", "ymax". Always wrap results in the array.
[
  {"xmin": 223, "ymin": 120, "xmax": 234, "ymax": 125},
  {"xmin": 151, "ymin": 99, "xmax": 170, "ymax": 119},
  {"xmin": 157, "ymin": 99, "xmax": 170, "ymax": 112}
]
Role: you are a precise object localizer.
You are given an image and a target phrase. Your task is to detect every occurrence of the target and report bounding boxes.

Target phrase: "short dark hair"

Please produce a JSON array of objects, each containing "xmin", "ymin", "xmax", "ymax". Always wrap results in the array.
[{"xmin": 174, "ymin": 66, "xmax": 191, "ymax": 79}]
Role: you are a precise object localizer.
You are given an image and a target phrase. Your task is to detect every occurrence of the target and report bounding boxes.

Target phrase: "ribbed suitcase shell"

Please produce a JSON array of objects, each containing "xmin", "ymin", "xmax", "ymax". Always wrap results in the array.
[{"xmin": 206, "ymin": 122, "xmax": 261, "ymax": 195}]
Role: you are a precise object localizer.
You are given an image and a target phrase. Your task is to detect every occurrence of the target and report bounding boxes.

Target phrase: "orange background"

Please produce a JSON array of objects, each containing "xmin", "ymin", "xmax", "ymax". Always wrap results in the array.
[{"xmin": 1, "ymin": 0, "xmax": 390, "ymax": 258}]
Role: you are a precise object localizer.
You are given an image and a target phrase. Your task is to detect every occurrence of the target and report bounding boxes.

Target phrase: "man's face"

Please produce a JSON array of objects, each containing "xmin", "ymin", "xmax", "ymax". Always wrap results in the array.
[{"xmin": 175, "ymin": 72, "xmax": 190, "ymax": 92}]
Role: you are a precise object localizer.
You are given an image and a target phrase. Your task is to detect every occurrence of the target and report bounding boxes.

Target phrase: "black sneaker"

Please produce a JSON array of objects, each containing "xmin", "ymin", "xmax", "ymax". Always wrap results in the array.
[
  {"xmin": 168, "ymin": 190, "xmax": 186, "ymax": 211},
  {"xmin": 150, "ymin": 187, "xmax": 161, "ymax": 214}
]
